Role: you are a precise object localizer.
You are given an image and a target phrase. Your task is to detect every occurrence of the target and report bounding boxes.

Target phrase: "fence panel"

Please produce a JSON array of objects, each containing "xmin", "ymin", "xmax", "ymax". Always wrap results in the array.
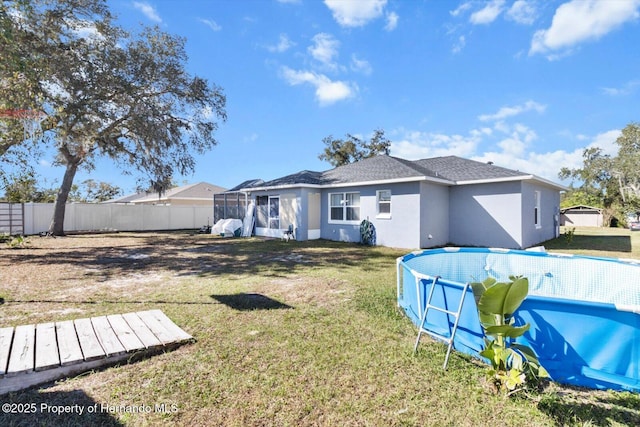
[
  {"xmin": 21, "ymin": 203, "xmax": 214, "ymax": 235},
  {"xmin": 0, "ymin": 203, "xmax": 24, "ymax": 235}
]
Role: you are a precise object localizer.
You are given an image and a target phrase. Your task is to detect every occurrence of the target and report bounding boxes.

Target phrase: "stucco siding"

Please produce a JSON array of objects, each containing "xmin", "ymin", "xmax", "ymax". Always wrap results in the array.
[
  {"xmin": 521, "ymin": 182, "xmax": 561, "ymax": 247},
  {"xmin": 449, "ymin": 182, "xmax": 523, "ymax": 248},
  {"xmin": 419, "ymin": 182, "xmax": 449, "ymax": 248},
  {"xmin": 371, "ymin": 182, "xmax": 423, "ymax": 249},
  {"xmin": 320, "ymin": 182, "xmax": 424, "ymax": 248}
]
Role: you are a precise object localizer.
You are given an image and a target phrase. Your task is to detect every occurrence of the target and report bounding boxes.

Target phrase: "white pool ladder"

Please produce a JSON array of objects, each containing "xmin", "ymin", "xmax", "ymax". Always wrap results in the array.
[{"xmin": 413, "ymin": 274, "xmax": 470, "ymax": 370}]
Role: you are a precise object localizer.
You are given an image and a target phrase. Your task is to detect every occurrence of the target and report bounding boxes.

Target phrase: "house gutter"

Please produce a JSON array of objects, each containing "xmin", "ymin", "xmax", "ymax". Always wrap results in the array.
[{"xmin": 456, "ymin": 174, "xmax": 568, "ymax": 191}]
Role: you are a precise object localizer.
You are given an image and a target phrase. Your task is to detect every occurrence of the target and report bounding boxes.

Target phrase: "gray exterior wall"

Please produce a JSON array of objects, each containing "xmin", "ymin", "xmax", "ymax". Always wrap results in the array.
[
  {"xmin": 520, "ymin": 181, "xmax": 561, "ymax": 247},
  {"xmin": 246, "ymin": 178, "xmax": 560, "ymax": 250},
  {"xmin": 319, "ymin": 182, "xmax": 425, "ymax": 248},
  {"xmin": 419, "ymin": 182, "xmax": 450, "ymax": 248},
  {"xmin": 448, "ymin": 181, "xmax": 560, "ymax": 249},
  {"xmin": 449, "ymin": 181, "xmax": 524, "ymax": 248}
]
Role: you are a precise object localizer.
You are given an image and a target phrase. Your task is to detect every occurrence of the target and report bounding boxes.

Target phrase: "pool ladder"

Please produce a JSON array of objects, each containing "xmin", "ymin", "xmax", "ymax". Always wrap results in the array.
[{"xmin": 413, "ymin": 274, "xmax": 470, "ymax": 370}]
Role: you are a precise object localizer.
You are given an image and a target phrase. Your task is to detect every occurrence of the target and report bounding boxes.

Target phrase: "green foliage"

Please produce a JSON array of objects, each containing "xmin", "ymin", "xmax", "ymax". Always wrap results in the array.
[
  {"xmin": 471, "ymin": 276, "xmax": 548, "ymax": 395},
  {"xmin": 2, "ymin": 171, "xmax": 57, "ymax": 202},
  {"xmin": 318, "ymin": 128, "xmax": 391, "ymax": 167},
  {"xmin": 559, "ymin": 122, "xmax": 640, "ymax": 217},
  {"xmin": 4, "ymin": 234, "xmax": 29, "ymax": 248},
  {"xmin": 560, "ymin": 188, "xmax": 603, "ymax": 209},
  {"xmin": 563, "ymin": 227, "xmax": 575, "ymax": 245},
  {"xmin": 4, "ymin": 0, "xmax": 226, "ymax": 235}
]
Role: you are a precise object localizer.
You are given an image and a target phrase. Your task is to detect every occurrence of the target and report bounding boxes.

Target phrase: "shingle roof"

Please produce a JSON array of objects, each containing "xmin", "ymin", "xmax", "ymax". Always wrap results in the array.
[
  {"xmin": 234, "ymin": 155, "xmax": 559, "ymax": 190},
  {"xmin": 413, "ymin": 156, "xmax": 527, "ymax": 181},
  {"xmin": 226, "ymin": 179, "xmax": 265, "ymax": 192},
  {"xmin": 107, "ymin": 182, "xmax": 226, "ymax": 203},
  {"xmin": 320, "ymin": 155, "xmax": 441, "ymax": 184}
]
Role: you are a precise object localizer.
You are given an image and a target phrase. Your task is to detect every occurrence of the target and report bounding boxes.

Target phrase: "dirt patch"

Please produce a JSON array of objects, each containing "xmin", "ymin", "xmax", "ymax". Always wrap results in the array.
[
  {"xmin": 258, "ymin": 276, "xmax": 351, "ymax": 308},
  {"xmin": 0, "ymin": 232, "xmax": 359, "ymax": 324}
]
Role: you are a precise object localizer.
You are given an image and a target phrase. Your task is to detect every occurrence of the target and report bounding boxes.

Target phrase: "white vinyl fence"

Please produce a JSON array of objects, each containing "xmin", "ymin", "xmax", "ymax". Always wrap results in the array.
[{"xmin": 21, "ymin": 203, "xmax": 214, "ymax": 235}]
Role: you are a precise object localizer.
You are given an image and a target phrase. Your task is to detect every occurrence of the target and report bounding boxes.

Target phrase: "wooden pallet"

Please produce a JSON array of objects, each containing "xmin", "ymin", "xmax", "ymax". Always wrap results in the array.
[{"xmin": 0, "ymin": 309, "xmax": 193, "ymax": 395}]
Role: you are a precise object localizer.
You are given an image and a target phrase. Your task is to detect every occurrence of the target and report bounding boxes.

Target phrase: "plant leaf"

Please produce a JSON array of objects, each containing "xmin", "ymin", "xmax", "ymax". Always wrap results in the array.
[
  {"xmin": 502, "ymin": 276, "xmax": 528, "ymax": 316},
  {"xmin": 485, "ymin": 324, "xmax": 530, "ymax": 338},
  {"xmin": 470, "ymin": 277, "xmax": 496, "ymax": 306},
  {"xmin": 478, "ymin": 282, "xmax": 510, "ymax": 314}
]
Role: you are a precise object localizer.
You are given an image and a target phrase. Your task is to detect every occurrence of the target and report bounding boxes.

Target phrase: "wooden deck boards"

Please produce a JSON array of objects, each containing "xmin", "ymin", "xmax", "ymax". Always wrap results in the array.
[{"xmin": 0, "ymin": 310, "xmax": 193, "ymax": 395}]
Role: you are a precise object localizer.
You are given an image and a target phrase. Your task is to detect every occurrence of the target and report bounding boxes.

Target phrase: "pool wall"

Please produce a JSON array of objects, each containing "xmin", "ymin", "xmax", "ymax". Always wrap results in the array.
[{"xmin": 397, "ymin": 247, "xmax": 640, "ymax": 392}]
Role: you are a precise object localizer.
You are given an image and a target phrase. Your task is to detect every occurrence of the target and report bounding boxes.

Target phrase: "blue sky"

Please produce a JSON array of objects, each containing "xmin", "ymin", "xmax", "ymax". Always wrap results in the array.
[{"xmin": 32, "ymin": 0, "xmax": 640, "ymax": 194}]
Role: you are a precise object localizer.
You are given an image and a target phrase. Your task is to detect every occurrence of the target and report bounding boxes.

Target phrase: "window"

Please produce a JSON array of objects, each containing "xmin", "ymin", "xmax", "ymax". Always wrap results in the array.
[
  {"xmin": 256, "ymin": 196, "xmax": 280, "ymax": 229},
  {"xmin": 377, "ymin": 190, "xmax": 391, "ymax": 218},
  {"xmin": 329, "ymin": 192, "xmax": 360, "ymax": 223},
  {"xmin": 534, "ymin": 191, "xmax": 541, "ymax": 228},
  {"xmin": 269, "ymin": 196, "xmax": 280, "ymax": 229}
]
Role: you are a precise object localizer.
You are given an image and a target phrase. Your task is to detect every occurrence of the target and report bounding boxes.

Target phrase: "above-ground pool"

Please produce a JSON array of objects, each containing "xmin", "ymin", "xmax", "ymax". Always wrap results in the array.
[{"xmin": 397, "ymin": 247, "xmax": 640, "ymax": 392}]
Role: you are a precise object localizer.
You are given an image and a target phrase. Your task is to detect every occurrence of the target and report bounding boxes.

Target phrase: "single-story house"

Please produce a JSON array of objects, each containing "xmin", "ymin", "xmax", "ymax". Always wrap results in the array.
[
  {"xmin": 560, "ymin": 205, "xmax": 603, "ymax": 227},
  {"xmin": 108, "ymin": 182, "xmax": 226, "ymax": 206},
  {"xmin": 219, "ymin": 155, "xmax": 566, "ymax": 250}
]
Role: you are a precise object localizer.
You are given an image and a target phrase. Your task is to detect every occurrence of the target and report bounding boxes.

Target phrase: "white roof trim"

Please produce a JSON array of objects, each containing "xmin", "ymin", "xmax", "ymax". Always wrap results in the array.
[
  {"xmin": 237, "ymin": 175, "xmax": 454, "ymax": 192},
  {"xmin": 456, "ymin": 174, "xmax": 567, "ymax": 190},
  {"xmin": 238, "ymin": 173, "xmax": 566, "ymax": 192}
]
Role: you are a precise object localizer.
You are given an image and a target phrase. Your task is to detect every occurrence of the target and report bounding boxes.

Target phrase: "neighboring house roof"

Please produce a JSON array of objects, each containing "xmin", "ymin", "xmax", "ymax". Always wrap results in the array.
[
  {"xmin": 233, "ymin": 155, "xmax": 565, "ymax": 191},
  {"xmin": 107, "ymin": 182, "xmax": 226, "ymax": 204},
  {"xmin": 560, "ymin": 205, "xmax": 603, "ymax": 213}
]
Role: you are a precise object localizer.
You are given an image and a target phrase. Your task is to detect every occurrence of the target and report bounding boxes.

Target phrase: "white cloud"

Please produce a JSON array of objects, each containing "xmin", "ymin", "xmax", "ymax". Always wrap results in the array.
[
  {"xmin": 389, "ymin": 125, "xmax": 623, "ymax": 183},
  {"xmin": 478, "ymin": 100, "xmax": 546, "ymax": 122},
  {"xmin": 133, "ymin": 2, "xmax": 162, "ymax": 23},
  {"xmin": 450, "ymin": 2, "xmax": 472, "ymax": 17},
  {"xmin": 390, "ymin": 128, "xmax": 483, "ymax": 160},
  {"xmin": 385, "ymin": 12, "xmax": 399, "ymax": 31},
  {"xmin": 506, "ymin": 0, "xmax": 537, "ymax": 25},
  {"xmin": 601, "ymin": 80, "xmax": 640, "ymax": 96},
  {"xmin": 470, "ymin": 0, "xmax": 506, "ymax": 25},
  {"xmin": 243, "ymin": 133, "xmax": 259, "ymax": 143},
  {"xmin": 350, "ymin": 54, "xmax": 372, "ymax": 75},
  {"xmin": 587, "ymin": 129, "xmax": 621, "ymax": 156},
  {"xmin": 452, "ymin": 35, "xmax": 466, "ymax": 54},
  {"xmin": 530, "ymin": 0, "xmax": 640, "ymax": 57},
  {"xmin": 324, "ymin": 0, "xmax": 387, "ymax": 27},
  {"xmin": 198, "ymin": 18, "xmax": 221, "ymax": 32},
  {"xmin": 280, "ymin": 67, "xmax": 357, "ymax": 106},
  {"xmin": 308, "ymin": 33, "xmax": 340, "ymax": 69},
  {"xmin": 473, "ymin": 130, "xmax": 621, "ymax": 182},
  {"xmin": 267, "ymin": 34, "xmax": 295, "ymax": 53}
]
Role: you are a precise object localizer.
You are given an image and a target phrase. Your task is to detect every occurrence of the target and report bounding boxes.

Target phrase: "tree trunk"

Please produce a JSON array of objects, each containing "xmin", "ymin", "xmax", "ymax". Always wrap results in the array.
[{"xmin": 48, "ymin": 160, "xmax": 80, "ymax": 236}]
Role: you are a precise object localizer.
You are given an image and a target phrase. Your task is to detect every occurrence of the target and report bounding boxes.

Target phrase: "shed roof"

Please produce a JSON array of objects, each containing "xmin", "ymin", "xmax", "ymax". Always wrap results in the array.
[{"xmin": 560, "ymin": 205, "xmax": 603, "ymax": 213}]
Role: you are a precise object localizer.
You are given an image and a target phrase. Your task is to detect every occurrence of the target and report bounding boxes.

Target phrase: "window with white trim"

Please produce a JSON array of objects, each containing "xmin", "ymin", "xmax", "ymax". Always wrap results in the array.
[
  {"xmin": 534, "ymin": 191, "xmax": 541, "ymax": 228},
  {"xmin": 329, "ymin": 192, "xmax": 360, "ymax": 223},
  {"xmin": 377, "ymin": 190, "xmax": 391, "ymax": 218}
]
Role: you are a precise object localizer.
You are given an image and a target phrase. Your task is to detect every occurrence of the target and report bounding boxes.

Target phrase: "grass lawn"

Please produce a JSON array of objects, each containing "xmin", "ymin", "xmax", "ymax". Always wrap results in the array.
[{"xmin": 0, "ymin": 228, "xmax": 639, "ymax": 426}]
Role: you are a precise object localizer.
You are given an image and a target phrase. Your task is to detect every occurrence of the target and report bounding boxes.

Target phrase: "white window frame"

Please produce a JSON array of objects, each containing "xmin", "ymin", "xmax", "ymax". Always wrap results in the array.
[
  {"xmin": 376, "ymin": 189, "xmax": 392, "ymax": 219},
  {"xmin": 268, "ymin": 196, "xmax": 280, "ymax": 230},
  {"xmin": 328, "ymin": 192, "xmax": 360, "ymax": 224},
  {"xmin": 534, "ymin": 191, "xmax": 541, "ymax": 229}
]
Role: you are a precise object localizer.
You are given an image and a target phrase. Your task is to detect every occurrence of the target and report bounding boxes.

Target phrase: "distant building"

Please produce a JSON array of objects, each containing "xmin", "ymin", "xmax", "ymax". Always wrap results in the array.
[
  {"xmin": 107, "ymin": 182, "xmax": 226, "ymax": 206},
  {"xmin": 560, "ymin": 205, "xmax": 603, "ymax": 227}
]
